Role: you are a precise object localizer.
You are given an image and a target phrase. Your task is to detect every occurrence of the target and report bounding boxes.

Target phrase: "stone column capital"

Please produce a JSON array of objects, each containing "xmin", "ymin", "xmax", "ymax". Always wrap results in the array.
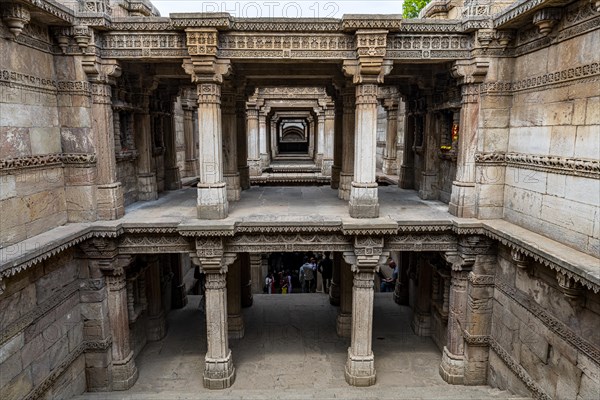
[
  {"xmin": 182, "ymin": 57, "xmax": 231, "ymax": 84},
  {"xmin": 451, "ymin": 59, "xmax": 489, "ymax": 86},
  {"xmin": 82, "ymin": 57, "xmax": 122, "ymax": 85}
]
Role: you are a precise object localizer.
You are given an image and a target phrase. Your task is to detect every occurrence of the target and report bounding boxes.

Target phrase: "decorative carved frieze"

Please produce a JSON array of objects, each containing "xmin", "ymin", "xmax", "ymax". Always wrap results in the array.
[
  {"xmin": 101, "ymin": 32, "xmax": 187, "ymax": 58},
  {"xmin": 230, "ymin": 19, "xmax": 339, "ymax": 31},
  {"xmin": 119, "ymin": 234, "xmax": 192, "ymax": 254},
  {"xmin": 225, "ymin": 233, "xmax": 353, "ymax": 252},
  {"xmin": 489, "ymin": 337, "xmax": 552, "ymax": 400},
  {"xmin": 218, "ymin": 33, "xmax": 354, "ymax": 59},
  {"xmin": 385, "ymin": 233, "xmax": 457, "ymax": 252},
  {"xmin": 475, "ymin": 151, "xmax": 600, "ymax": 179},
  {"xmin": 0, "ymin": 153, "xmax": 96, "ymax": 172},
  {"xmin": 495, "ymin": 279, "xmax": 600, "ymax": 367},
  {"xmin": 386, "ymin": 34, "xmax": 471, "ymax": 60}
]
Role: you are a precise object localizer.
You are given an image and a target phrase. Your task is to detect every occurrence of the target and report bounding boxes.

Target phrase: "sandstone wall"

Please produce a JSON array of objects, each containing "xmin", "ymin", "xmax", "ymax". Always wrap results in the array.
[
  {"xmin": 0, "ymin": 30, "xmax": 67, "ymax": 246},
  {"xmin": 501, "ymin": 19, "xmax": 600, "ymax": 256},
  {"xmin": 488, "ymin": 245, "xmax": 600, "ymax": 399},
  {"xmin": 0, "ymin": 249, "xmax": 87, "ymax": 400}
]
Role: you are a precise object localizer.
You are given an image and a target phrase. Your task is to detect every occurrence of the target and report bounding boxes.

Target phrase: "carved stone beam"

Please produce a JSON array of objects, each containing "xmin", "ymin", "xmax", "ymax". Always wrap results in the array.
[{"xmin": 183, "ymin": 28, "xmax": 231, "ymax": 84}]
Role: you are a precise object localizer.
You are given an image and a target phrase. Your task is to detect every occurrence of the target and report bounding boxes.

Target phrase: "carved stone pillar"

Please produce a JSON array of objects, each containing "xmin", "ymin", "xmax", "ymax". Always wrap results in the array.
[
  {"xmin": 329, "ymin": 252, "xmax": 341, "ymax": 305},
  {"xmin": 449, "ymin": 60, "xmax": 489, "ymax": 218},
  {"xmin": 82, "ymin": 58, "xmax": 125, "ymax": 219},
  {"xmin": 411, "ymin": 255, "xmax": 432, "ymax": 336},
  {"xmin": 394, "ymin": 252, "xmax": 410, "ymax": 305},
  {"xmin": 307, "ymin": 116, "xmax": 315, "ymax": 159},
  {"xmin": 236, "ymin": 93, "xmax": 250, "ymax": 190},
  {"xmin": 239, "ymin": 253, "xmax": 253, "ymax": 307},
  {"xmin": 322, "ymin": 107, "xmax": 335, "ymax": 176},
  {"xmin": 399, "ymin": 99, "xmax": 415, "ymax": 189},
  {"xmin": 145, "ymin": 256, "xmax": 167, "ymax": 341},
  {"xmin": 194, "ymin": 81, "xmax": 229, "ymax": 219},
  {"xmin": 331, "ymin": 101, "xmax": 343, "ymax": 189},
  {"xmin": 135, "ymin": 90, "xmax": 159, "ymax": 201},
  {"xmin": 222, "ymin": 84, "xmax": 241, "ymax": 201},
  {"xmin": 349, "ymin": 83, "xmax": 379, "ymax": 218},
  {"xmin": 316, "ymin": 112, "xmax": 325, "ymax": 167},
  {"xmin": 246, "ymin": 108, "xmax": 261, "ymax": 177},
  {"xmin": 227, "ymin": 257, "xmax": 245, "ymax": 339},
  {"xmin": 337, "ymin": 252, "xmax": 354, "ymax": 338},
  {"xmin": 182, "ymin": 90, "xmax": 198, "ymax": 177},
  {"xmin": 172, "ymin": 254, "xmax": 188, "ymax": 309},
  {"xmin": 420, "ymin": 97, "xmax": 441, "ymax": 200},
  {"xmin": 339, "ymin": 85, "xmax": 355, "ymax": 200},
  {"xmin": 258, "ymin": 110, "xmax": 270, "ymax": 169},
  {"xmin": 195, "ymin": 240, "xmax": 236, "ymax": 389},
  {"xmin": 463, "ymin": 239, "xmax": 495, "ymax": 385},
  {"xmin": 250, "ymin": 253, "xmax": 262, "ymax": 294},
  {"xmin": 382, "ymin": 95, "xmax": 399, "ymax": 175},
  {"xmin": 103, "ymin": 263, "xmax": 138, "ymax": 390},
  {"xmin": 345, "ymin": 238, "xmax": 387, "ymax": 386},
  {"xmin": 164, "ymin": 99, "xmax": 182, "ymax": 190},
  {"xmin": 270, "ymin": 119, "xmax": 278, "ymax": 159}
]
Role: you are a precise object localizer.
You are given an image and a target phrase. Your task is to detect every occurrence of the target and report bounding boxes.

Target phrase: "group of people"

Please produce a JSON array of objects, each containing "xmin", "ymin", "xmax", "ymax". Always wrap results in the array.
[
  {"xmin": 263, "ymin": 252, "xmax": 399, "ymax": 295},
  {"xmin": 263, "ymin": 252, "xmax": 333, "ymax": 294}
]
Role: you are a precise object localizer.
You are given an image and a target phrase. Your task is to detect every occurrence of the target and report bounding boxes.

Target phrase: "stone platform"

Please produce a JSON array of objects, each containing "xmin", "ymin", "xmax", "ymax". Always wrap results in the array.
[{"xmin": 73, "ymin": 293, "xmax": 529, "ymax": 400}]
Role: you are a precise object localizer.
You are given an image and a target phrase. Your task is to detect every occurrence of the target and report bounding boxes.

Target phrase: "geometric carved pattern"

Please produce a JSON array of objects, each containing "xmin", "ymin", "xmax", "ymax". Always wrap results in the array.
[
  {"xmin": 385, "ymin": 233, "xmax": 457, "ymax": 252},
  {"xmin": 118, "ymin": 234, "xmax": 192, "ymax": 254},
  {"xmin": 218, "ymin": 33, "xmax": 354, "ymax": 59},
  {"xmin": 0, "ymin": 153, "xmax": 97, "ymax": 172},
  {"xmin": 101, "ymin": 32, "xmax": 187, "ymax": 58},
  {"xmin": 225, "ymin": 233, "xmax": 353, "ymax": 253},
  {"xmin": 386, "ymin": 34, "xmax": 471, "ymax": 60}
]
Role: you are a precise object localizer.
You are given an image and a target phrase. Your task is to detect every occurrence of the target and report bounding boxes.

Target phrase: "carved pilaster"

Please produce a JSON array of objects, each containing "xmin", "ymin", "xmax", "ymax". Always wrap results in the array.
[
  {"xmin": 222, "ymin": 83, "xmax": 241, "ymax": 201},
  {"xmin": 345, "ymin": 238, "xmax": 387, "ymax": 386},
  {"xmin": 448, "ymin": 59, "xmax": 489, "ymax": 218},
  {"xmin": 339, "ymin": 84, "xmax": 356, "ymax": 200}
]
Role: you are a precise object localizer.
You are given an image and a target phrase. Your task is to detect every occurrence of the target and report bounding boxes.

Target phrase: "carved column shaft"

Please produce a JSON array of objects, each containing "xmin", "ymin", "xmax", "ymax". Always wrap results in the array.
[
  {"xmin": 164, "ymin": 100, "xmax": 182, "ymax": 190},
  {"xmin": 196, "ymin": 82, "xmax": 228, "ymax": 219},
  {"xmin": 105, "ymin": 268, "xmax": 138, "ymax": 390},
  {"xmin": 183, "ymin": 102, "xmax": 198, "ymax": 177},
  {"xmin": 329, "ymin": 252, "xmax": 341, "ymax": 305},
  {"xmin": 258, "ymin": 111, "xmax": 269, "ymax": 168},
  {"xmin": 399, "ymin": 102, "xmax": 415, "ymax": 189},
  {"xmin": 145, "ymin": 256, "xmax": 167, "ymax": 341},
  {"xmin": 382, "ymin": 99, "xmax": 399, "ymax": 175},
  {"xmin": 236, "ymin": 96, "xmax": 250, "ymax": 190},
  {"xmin": 345, "ymin": 257, "xmax": 377, "ymax": 386},
  {"xmin": 331, "ymin": 102, "xmax": 343, "ymax": 189},
  {"xmin": 222, "ymin": 87, "xmax": 241, "ymax": 201},
  {"xmin": 227, "ymin": 259, "xmax": 244, "ymax": 339},
  {"xmin": 337, "ymin": 256, "xmax": 353, "ymax": 338},
  {"xmin": 91, "ymin": 81, "xmax": 125, "ymax": 219},
  {"xmin": 202, "ymin": 266, "xmax": 235, "ymax": 388},
  {"xmin": 135, "ymin": 98, "xmax": 158, "ymax": 201},
  {"xmin": 440, "ymin": 269, "xmax": 469, "ymax": 384},
  {"xmin": 349, "ymin": 84, "xmax": 379, "ymax": 218},
  {"xmin": 339, "ymin": 86, "xmax": 355, "ymax": 200},
  {"xmin": 249, "ymin": 253, "xmax": 262, "ymax": 294},
  {"xmin": 322, "ymin": 108, "xmax": 335, "ymax": 176},
  {"xmin": 246, "ymin": 108, "xmax": 261, "ymax": 176},
  {"xmin": 449, "ymin": 60, "xmax": 488, "ymax": 218},
  {"xmin": 316, "ymin": 113, "xmax": 325, "ymax": 167}
]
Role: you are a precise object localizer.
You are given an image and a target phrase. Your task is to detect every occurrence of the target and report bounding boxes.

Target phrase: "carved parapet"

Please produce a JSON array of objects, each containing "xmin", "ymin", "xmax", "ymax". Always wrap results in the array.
[
  {"xmin": 2, "ymin": 2, "xmax": 30, "ymax": 39},
  {"xmin": 533, "ymin": 8, "xmax": 562, "ymax": 36}
]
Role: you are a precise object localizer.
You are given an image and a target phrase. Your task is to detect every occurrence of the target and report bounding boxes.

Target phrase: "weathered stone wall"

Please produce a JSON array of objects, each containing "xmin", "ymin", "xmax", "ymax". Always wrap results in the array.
[
  {"xmin": 0, "ymin": 28, "xmax": 68, "ymax": 247},
  {"xmin": 488, "ymin": 244, "xmax": 600, "ymax": 399},
  {"xmin": 500, "ymin": 8, "xmax": 600, "ymax": 256},
  {"xmin": 0, "ymin": 249, "xmax": 86, "ymax": 400}
]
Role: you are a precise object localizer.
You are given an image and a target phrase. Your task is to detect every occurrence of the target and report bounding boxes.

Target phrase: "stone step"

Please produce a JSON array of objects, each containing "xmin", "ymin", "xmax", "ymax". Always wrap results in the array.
[{"xmin": 74, "ymin": 385, "xmax": 530, "ymax": 400}]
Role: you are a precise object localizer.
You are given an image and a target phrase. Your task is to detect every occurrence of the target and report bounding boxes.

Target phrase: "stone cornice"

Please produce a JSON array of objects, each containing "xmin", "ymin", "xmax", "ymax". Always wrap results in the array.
[
  {"xmin": 475, "ymin": 152, "xmax": 600, "ymax": 179},
  {"xmin": 1, "ymin": 218, "xmax": 598, "ymax": 295},
  {"xmin": 493, "ymin": 0, "xmax": 574, "ymax": 29},
  {"xmin": 18, "ymin": 0, "xmax": 76, "ymax": 24}
]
